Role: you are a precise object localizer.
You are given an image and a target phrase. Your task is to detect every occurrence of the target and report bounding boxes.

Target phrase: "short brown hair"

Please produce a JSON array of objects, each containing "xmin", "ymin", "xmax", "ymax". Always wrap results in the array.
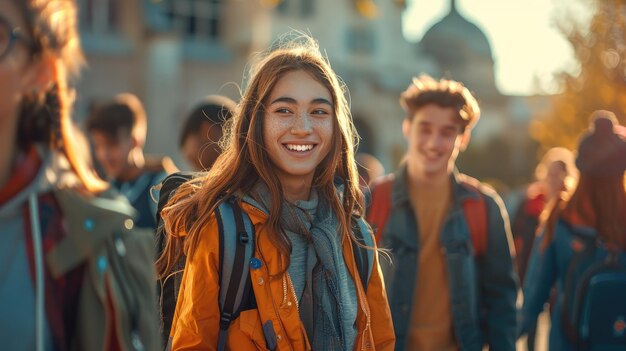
[
  {"xmin": 400, "ymin": 74, "xmax": 480, "ymax": 132},
  {"xmin": 86, "ymin": 93, "xmax": 147, "ymax": 145}
]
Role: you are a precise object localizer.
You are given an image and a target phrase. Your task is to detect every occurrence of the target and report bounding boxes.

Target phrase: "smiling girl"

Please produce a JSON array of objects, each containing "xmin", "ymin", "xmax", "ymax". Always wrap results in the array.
[{"xmin": 158, "ymin": 36, "xmax": 395, "ymax": 350}]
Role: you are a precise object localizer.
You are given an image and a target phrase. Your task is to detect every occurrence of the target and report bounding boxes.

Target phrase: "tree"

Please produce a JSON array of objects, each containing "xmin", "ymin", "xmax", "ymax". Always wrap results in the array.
[{"xmin": 531, "ymin": 0, "xmax": 626, "ymax": 153}]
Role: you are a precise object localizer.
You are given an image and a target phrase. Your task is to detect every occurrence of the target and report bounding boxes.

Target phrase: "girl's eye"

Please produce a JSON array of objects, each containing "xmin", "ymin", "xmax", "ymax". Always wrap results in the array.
[
  {"xmin": 441, "ymin": 130, "xmax": 455, "ymax": 138},
  {"xmin": 311, "ymin": 109, "xmax": 330, "ymax": 115},
  {"xmin": 275, "ymin": 108, "xmax": 291, "ymax": 114}
]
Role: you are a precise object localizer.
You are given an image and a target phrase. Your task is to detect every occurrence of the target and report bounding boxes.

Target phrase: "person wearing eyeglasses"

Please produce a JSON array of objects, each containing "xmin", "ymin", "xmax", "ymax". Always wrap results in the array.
[{"xmin": 0, "ymin": 1, "xmax": 160, "ymax": 350}]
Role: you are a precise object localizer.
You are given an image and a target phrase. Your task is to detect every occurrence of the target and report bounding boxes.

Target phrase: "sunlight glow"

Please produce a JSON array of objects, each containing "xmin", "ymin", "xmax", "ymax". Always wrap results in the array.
[{"xmin": 403, "ymin": 0, "xmax": 592, "ymax": 95}]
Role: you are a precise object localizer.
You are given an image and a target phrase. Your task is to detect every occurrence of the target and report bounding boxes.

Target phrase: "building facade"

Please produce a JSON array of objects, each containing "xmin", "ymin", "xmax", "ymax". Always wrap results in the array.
[{"xmin": 77, "ymin": 0, "xmax": 545, "ymax": 186}]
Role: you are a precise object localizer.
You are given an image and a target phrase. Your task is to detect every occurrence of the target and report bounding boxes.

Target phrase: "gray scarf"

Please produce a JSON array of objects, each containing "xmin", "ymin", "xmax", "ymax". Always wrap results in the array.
[
  {"xmin": 308, "ymin": 195, "xmax": 358, "ymax": 351},
  {"xmin": 245, "ymin": 183, "xmax": 357, "ymax": 350}
]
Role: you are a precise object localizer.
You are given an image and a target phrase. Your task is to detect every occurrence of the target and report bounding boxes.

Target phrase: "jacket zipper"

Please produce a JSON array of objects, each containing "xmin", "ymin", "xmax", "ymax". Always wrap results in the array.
[
  {"xmin": 357, "ymin": 281, "xmax": 370, "ymax": 350},
  {"xmin": 28, "ymin": 194, "xmax": 45, "ymax": 351},
  {"xmin": 107, "ymin": 235, "xmax": 144, "ymax": 351},
  {"xmin": 348, "ymin": 237, "xmax": 371, "ymax": 350},
  {"xmin": 262, "ymin": 263, "xmax": 295, "ymax": 351},
  {"xmin": 282, "ymin": 275, "xmax": 300, "ymax": 311}
]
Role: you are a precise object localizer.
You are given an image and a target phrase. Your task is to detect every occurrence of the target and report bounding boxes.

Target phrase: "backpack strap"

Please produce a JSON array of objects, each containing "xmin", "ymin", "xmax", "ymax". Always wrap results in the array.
[
  {"xmin": 460, "ymin": 180, "xmax": 488, "ymax": 257},
  {"xmin": 155, "ymin": 172, "xmax": 197, "ymax": 231},
  {"xmin": 215, "ymin": 198, "xmax": 255, "ymax": 351},
  {"xmin": 351, "ymin": 217, "xmax": 375, "ymax": 293},
  {"xmin": 155, "ymin": 172, "xmax": 199, "ymax": 349},
  {"xmin": 367, "ymin": 176, "xmax": 394, "ymax": 245},
  {"xmin": 559, "ymin": 220, "xmax": 597, "ymax": 343}
]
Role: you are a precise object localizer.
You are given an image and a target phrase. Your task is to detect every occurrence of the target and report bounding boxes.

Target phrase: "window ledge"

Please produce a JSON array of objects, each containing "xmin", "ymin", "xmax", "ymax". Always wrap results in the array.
[
  {"xmin": 80, "ymin": 32, "xmax": 133, "ymax": 56},
  {"xmin": 181, "ymin": 40, "xmax": 232, "ymax": 62}
]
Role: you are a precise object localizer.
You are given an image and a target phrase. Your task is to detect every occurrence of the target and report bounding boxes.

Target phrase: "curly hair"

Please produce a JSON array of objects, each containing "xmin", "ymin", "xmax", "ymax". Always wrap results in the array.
[{"xmin": 399, "ymin": 74, "xmax": 480, "ymax": 132}]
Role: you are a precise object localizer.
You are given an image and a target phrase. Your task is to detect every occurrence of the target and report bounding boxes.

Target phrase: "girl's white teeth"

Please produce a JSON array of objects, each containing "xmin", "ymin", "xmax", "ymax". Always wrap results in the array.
[{"xmin": 286, "ymin": 144, "xmax": 313, "ymax": 152}]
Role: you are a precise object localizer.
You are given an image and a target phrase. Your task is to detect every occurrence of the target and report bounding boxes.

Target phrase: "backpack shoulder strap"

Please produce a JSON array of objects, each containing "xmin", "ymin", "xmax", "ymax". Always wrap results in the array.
[
  {"xmin": 155, "ymin": 172, "xmax": 197, "ymax": 247},
  {"xmin": 367, "ymin": 175, "xmax": 394, "ymax": 245},
  {"xmin": 458, "ymin": 176, "xmax": 488, "ymax": 257},
  {"xmin": 558, "ymin": 219, "xmax": 599, "ymax": 342},
  {"xmin": 351, "ymin": 217, "xmax": 375, "ymax": 293},
  {"xmin": 215, "ymin": 197, "xmax": 255, "ymax": 351}
]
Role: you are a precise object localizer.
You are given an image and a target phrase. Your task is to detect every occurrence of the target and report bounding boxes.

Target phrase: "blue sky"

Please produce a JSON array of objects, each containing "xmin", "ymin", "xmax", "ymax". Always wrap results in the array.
[{"xmin": 402, "ymin": 0, "xmax": 592, "ymax": 95}]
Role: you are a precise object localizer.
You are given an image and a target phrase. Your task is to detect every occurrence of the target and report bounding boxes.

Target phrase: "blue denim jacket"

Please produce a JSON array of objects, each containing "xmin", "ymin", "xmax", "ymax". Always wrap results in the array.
[
  {"xmin": 377, "ymin": 165, "xmax": 519, "ymax": 351},
  {"xmin": 521, "ymin": 220, "xmax": 598, "ymax": 350}
]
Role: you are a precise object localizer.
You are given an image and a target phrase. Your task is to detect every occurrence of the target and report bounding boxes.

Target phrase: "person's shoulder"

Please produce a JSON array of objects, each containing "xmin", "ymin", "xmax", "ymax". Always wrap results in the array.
[
  {"xmin": 54, "ymin": 187, "xmax": 138, "ymax": 229},
  {"xmin": 369, "ymin": 173, "xmax": 395, "ymax": 191},
  {"xmin": 144, "ymin": 155, "xmax": 180, "ymax": 177},
  {"xmin": 456, "ymin": 173, "xmax": 510, "ymax": 217},
  {"xmin": 44, "ymin": 187, "xmax": 150, "ymax": 276},
  {"xmin": 456, "ymin": 173, "xmax": 500, "ymax": 198}
]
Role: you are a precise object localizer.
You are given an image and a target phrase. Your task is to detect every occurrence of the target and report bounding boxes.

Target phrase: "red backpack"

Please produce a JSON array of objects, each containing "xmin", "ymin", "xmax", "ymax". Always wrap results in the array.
[{"xmin": 367, "ymin": 175, "xmax": 488, "ymax": 256}]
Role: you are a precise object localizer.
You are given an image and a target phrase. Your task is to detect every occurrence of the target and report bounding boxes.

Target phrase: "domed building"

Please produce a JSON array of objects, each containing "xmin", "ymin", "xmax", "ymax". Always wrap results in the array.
[{"xmin": 420, "ymin": 0, "xmax": 499, "ymax": 100}]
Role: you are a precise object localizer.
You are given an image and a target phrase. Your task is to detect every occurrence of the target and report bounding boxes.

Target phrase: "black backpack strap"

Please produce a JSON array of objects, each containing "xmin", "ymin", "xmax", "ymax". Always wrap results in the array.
[
  {"xmin": 352, "ymin": 217, "xmax": 375, "ymax": 293},
  {"xmin": 155, "ymin": 172, "xmax": 196, "ymax": 225},
  {"xmin": 559, "ymin": 220, "xmax": 597, "ymax": 343},
  {"xmin": 155, "ymin": 172, "xmax": 196, "ymax": 349},
  {"xmin": 215, "ymin": 197, "xmax": 255, "ymax": 351}
]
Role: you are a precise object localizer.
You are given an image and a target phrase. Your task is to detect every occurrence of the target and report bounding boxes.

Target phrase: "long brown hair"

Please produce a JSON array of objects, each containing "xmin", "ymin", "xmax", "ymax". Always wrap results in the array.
[
  {"xmin": 157, "ymin": 36, "xmax": 364, "ymax": 279},
  {"xmin": 14, "ymin": 0, "xmax": 107, "ymax": 193},
  {"xmin": 541, "ymin": 174, "xmax": 626, "ymax": 251}
]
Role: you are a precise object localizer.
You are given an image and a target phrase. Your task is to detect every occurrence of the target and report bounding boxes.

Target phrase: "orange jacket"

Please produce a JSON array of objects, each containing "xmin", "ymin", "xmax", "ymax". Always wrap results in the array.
[{"xmin": 170, "ymin": 201, "xmax": 395, "ymax": 350}]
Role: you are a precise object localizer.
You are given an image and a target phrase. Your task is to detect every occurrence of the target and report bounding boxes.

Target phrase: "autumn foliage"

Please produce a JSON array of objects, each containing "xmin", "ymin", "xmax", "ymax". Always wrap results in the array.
[{"xmin": 532, "ymin": 0, "xmax": 626, "ymax": 152}]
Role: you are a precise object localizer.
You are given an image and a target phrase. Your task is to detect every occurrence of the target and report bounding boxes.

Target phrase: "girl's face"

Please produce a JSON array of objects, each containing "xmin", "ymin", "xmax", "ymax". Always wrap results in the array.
[
  {"xmin": 0, "ymin": 1, "xmax": 46, "ymax": 139},
  {"xmin": 545, "ymin": 161, "xmax": 567, "ymax": 193},
  {"xmin": 263, "ymin": 69, "xmax": 334, "ymax": 189}
]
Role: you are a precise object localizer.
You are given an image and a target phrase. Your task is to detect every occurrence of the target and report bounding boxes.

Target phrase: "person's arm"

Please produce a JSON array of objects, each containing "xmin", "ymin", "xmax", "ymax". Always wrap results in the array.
[
  {"xmin": 170, "ymin": 218, "xmax": 221, "ymax": 350},
  {"xmin": 519, "ymin": 230, "xmax": 557, "ymax": 336},
  {"xmin": 480, "ymin": 194, "xmax": 520, "ymax": 351},
  {"xmin": 365, "ymin": 241, "xmax": 396, "ymax": 350}
]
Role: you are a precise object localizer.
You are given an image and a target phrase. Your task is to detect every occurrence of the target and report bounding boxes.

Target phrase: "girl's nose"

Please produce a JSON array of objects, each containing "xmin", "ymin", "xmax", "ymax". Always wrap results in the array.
[{"xmin": 291, "ymin": 111, "xmax": 313, "ymax": 135}]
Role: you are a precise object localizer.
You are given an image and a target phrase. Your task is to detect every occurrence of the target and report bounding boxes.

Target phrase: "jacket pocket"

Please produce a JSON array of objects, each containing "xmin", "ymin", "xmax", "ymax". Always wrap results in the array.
[{"xmin": 229, "ymin": 309, "xmax": 270, "ymax": 350}]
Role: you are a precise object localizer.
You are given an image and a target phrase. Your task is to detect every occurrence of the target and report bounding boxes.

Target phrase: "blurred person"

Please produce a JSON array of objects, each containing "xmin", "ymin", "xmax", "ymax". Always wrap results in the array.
[
  {"xmin": 86, "ymin": 93, "xmax": 176, "ymax": 229},
  {"xmin": 510, "ymin": 147, "xmax": 576, "ymax": 351},
  {"xmin": 155, "ymin": 95, "xmax": 235, "ymax": 345},
  {"xmin": 512, "ymin": 147, "xmax": 576, "ymax": 284},
  {"xmin": 179, "ymin": 94, "xmax": 236, "ymax": 171},
  {"xmin": 367, "ymin": 75, "xmax": 519, "ymax": 351},
  {"xmin": 520, "ymin": 111, "xmax": 626, "ymax": 351},
  {"xmin": 0, "ymin": 0, "xmax": 159, "ymax": 350},
  {"xmin": 356, "ymin": 152, "xmax": 385, "ymax": 189},
  {"xmin": 157, "ymin": 35, "xmax": 395, "ymax": 350}
]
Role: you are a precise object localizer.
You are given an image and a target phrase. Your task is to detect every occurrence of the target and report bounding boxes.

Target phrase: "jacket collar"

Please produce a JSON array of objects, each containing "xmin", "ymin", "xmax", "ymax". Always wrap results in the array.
[
  {"xmin": 0, "ymin": 146, "xmax": 41, "ymax": 207},
  {"xmin": 391, "ymin": 163, "xmax": 482, "ymax": 210},
  {"xmin": 46, "ymin": 187, "xmax": 138, "ymax": 278}
]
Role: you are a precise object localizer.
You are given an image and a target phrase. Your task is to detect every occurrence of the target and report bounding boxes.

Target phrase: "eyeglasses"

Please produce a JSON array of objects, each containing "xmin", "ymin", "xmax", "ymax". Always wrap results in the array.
[{"xmin": 0, "ymin": 16, "xmax": 32, "ymax": 60}]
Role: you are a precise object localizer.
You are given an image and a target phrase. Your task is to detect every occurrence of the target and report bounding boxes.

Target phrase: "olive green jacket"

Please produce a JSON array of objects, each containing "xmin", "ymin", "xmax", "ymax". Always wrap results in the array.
[{"xmin": 46, "ymin": 189, "xmax": 160, "ymax": 351}]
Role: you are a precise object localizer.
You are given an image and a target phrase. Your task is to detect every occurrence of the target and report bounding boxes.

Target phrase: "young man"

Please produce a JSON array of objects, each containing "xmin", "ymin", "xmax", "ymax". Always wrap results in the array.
[
  {"xmin": 179, "ymin": 95, "xmax": 236, "ymax": 171},
  {"xmin": 368, "ymin": 75, "xmax": 519, "ymax": 351},
  {"xmin": 86, "ymin": 93, "xmax": 176, "ymax": 229}
]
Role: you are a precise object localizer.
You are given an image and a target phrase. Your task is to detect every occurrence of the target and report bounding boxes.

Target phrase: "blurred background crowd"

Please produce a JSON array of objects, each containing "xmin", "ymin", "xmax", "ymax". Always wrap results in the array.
[{"xmin": 74, "ymin": 0, "xmax": 624, "ymax": 193}]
